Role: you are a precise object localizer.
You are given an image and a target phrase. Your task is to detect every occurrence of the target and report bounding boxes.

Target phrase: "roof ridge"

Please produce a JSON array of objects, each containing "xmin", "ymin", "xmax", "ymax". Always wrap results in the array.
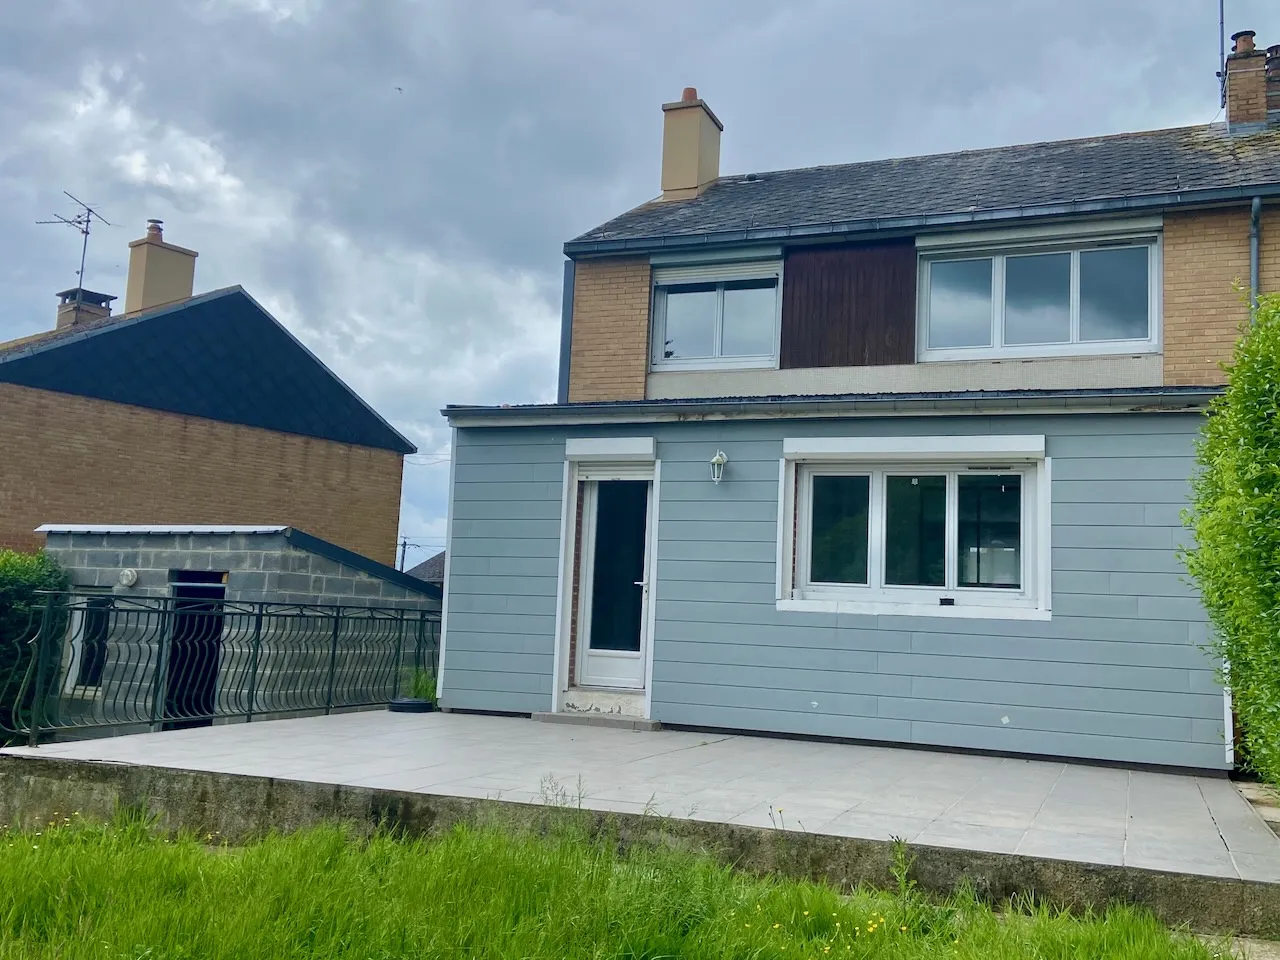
[{"xmin": 716, "ymin": 123, "xmax": 1215, "ymax": 181}]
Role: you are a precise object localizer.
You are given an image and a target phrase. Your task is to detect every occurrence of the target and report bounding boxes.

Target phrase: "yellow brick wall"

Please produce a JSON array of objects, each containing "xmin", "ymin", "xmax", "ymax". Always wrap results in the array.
[
  {"xmin": 567, "ymin": 257, "xmax": 651, "ymax": 402},
  {"xmin": 1163, "ymin": 206, "xmax": 1280, "ymax": 386},
  {"xmin": 0, "ymin": 383, "xmax": 404, "ymax": 565}
]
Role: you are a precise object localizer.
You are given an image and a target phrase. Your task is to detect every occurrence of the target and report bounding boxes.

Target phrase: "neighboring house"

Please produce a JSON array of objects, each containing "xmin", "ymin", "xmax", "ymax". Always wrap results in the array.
[
  {"xmin": 407, "ymin": 550, "xmax": 446, "ymax": 587},
  {"xmin": 437, "ymin": 33, "xmax": 1280, "ymax": 771},
  {"xmin": 0, "ymin": 221, "xmax": 415, "ymax": 566}
]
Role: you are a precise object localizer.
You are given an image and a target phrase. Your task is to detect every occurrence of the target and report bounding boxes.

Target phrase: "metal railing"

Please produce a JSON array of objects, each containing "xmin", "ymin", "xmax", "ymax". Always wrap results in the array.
[{"xmin": 1, "ymin": 591, "xmax": 439, "ymax": 745}]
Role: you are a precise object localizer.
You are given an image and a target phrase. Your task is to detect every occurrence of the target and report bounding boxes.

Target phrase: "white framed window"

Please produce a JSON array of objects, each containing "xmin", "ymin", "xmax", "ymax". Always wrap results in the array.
[
  {"xmin": 917, "ymin": 232, "xmax": 1161, "ymax": 362},
  {"xmin": 650, "ymin": 260, "xmax": 782, "ymax": 370},
  {"xmin": 778, "ymin": 437, "xmax": 1051, "ymax": 620}
]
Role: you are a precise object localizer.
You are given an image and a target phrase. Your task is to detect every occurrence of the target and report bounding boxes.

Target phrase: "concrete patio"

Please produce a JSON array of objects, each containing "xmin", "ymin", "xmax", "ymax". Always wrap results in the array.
[{"xmin": 4, "ymin": 711, "xmax": 1279, "ymax": 883}]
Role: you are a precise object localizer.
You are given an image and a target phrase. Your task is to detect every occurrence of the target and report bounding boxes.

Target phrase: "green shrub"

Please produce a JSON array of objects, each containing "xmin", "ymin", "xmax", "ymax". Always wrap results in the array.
[
  {"xmin": 0, "ymin": 550, "xmax": 70, "ymax": 743},
  {"xmin": 1183, "ymin": 293, "xmax": 1280, "ymax": 784}
]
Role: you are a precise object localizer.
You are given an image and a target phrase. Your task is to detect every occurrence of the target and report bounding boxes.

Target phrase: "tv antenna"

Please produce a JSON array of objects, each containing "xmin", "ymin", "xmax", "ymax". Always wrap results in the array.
[{"xmin": 37, "ymin": 191, "xmax": 114, "ymax": 324}]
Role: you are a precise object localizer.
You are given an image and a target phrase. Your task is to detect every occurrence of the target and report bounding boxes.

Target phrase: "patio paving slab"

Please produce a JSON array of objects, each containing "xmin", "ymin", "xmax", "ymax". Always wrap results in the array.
[{"xmin": 4, "ymin": 710, "xmax": 1279, "ymax": 883}]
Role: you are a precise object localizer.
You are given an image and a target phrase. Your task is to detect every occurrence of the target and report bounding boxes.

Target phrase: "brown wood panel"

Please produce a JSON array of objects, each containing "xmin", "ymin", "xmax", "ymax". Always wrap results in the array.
[{"xmin": 780, "ymin": 240, "xmax": 917, "ymax": 368}]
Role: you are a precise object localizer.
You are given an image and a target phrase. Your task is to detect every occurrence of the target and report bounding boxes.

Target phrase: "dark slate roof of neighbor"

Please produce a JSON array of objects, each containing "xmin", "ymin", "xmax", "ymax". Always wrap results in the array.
[
  {"xmin": 566, "ymin": 123, "xmax": 1280, "ymax": 253},
  {"xmin": 0, "ymin": 287, "xmax": 416, "ymax": 454},
  {"xmin": 407, "ymin": 550, "xmax": 446, "ymax": 584}
]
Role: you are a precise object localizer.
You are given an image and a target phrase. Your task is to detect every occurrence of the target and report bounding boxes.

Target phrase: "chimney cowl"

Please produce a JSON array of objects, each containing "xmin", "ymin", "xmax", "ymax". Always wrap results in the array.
[
  {"xmin": 146, "ymin": 218, "xmax": 163, "ymax": 238},
  {"xmin": 1231, "ymin": 29, "xmax": 1257, "ymax": 54}
]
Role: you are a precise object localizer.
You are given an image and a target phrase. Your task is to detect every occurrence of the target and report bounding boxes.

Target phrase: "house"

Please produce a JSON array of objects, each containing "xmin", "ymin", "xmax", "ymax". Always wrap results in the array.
[
  {"xmin": 436, "ymin": 31, "xmax": 1280, "ymax": 771},
  {"xmin": 407, "ymin": 550, "xmax": 446, "ymax": 587},
  {"xmin": 0, "ymin": 221, "xmax": 415, "ymax": 566}
]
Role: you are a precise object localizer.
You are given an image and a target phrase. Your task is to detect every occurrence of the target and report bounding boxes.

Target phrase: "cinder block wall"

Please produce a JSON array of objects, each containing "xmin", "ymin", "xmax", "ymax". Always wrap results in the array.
[
  {"xmin": 0, "ymin": 384, "xmax": 404, "ymax": 565},
  {"xmin": 43, "ymin": 532, "xmax": 438, "ymax": 608},
  {"xmin": 566, "ymin": 257, "xmax": 651, "ymax": 402},
  {"xmin": 1162, "ymin": 205, "xmax": 1280, "ymax": 386}
]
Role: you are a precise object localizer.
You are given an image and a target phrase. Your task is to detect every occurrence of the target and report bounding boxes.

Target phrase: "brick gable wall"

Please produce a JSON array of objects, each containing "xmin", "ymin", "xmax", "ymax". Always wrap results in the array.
[{"xmin": 0, "ymin": 382, "xmax": 403, "ymax": 565}]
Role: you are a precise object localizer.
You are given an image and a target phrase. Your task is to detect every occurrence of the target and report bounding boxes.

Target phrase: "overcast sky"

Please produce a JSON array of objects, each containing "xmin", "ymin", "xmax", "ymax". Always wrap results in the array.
[{"xmin": 2, "ymin": 0, "xmax": 1276, "ymax": 567}]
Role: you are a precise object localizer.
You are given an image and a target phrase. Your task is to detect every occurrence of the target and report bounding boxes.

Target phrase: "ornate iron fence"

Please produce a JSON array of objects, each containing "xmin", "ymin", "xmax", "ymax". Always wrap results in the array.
[{"xmin": 1, "ymin": 591, "xmax": 439, "ymax": 745}]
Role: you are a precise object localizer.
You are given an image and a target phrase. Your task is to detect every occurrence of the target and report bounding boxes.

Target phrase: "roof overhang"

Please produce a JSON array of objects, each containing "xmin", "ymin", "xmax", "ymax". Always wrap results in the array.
[
  {"xmin": 444, "ymin": 386, "xmax": 1220, "ymax": 429},
  {"xmin": 563, "ymin": 184, "xmax": 1280, "ymax": 258}
]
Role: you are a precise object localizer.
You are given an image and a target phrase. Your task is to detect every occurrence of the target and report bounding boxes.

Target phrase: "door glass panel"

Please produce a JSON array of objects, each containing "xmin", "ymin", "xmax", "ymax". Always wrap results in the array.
[
  {"xmin": 957, "ymin": 474, "xmax": 1022, "ymax": 588},
  {"xmin": 588, "ymin": 480, "xmax": 648, "ymax": 652},
  {"xmin": 884, "ymin": 475, "xmax": 946, "ymax": 586},
  {"xmin": 928, "ymin": 259, "xmax": 993, "ymax": 348},
  {"xmin": 809, "ymin": 475, "xmax": 870, "ymax": 584},
  {"xmin": 1004, "ymin": 253, "xmax": 1070, "ymax": 344},
  {"xmin": 1079, "ymin": 246, "xmax": 1149, "ymax": 341},
  {"xmin": 720, "ymin": 278, "xmax": 777, "ymax": 357},
  {"xmin": 660, "ymin": 284, "xmax": 717, "ymax": 359}
]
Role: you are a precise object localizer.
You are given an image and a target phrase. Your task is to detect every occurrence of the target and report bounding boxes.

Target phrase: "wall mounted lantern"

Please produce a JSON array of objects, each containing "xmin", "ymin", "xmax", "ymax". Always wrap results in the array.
[{"xmin": 710, "ymin": 449, "xmax": 728, "ymax": 484}]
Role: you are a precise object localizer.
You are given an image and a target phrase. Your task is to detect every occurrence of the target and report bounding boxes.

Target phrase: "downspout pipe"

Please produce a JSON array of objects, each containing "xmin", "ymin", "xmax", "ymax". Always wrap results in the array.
[{"xmin": 1250, "ymin": 196, "xmax": 1262, "ymax": 320}]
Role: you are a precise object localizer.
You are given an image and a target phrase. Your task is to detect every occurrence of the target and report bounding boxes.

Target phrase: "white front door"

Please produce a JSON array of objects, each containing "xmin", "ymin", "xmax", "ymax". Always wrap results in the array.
[{"xmin": 575, "ymin": 472, "xmax": 653, "ymax": 689}]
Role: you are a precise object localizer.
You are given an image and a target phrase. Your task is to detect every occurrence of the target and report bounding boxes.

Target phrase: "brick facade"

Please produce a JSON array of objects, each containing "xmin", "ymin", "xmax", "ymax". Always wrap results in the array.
[
  {"xmin": 0, "ymin": 383, "xmax": 404, "ymax": 565},
  {"xmin": 1163, "ymin": 206, "xmax": 1280, "ymax": 386},
  {"xmin": 562, "ymin": 207, "xmax": 1280, "ymax": 397},
  {"xmin": 566, "ymin": 257, "xmax": 651, "ymax": 402}
]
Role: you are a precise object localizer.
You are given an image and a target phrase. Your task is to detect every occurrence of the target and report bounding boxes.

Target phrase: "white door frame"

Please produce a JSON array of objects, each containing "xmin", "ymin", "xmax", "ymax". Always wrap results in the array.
[
  {"xmin": 550, "ymin": 452, "xmax": 659, "ymax": 716},
  {"xmin": 574, "ymin": 472, "xmax": 653, "ymax": 689}
]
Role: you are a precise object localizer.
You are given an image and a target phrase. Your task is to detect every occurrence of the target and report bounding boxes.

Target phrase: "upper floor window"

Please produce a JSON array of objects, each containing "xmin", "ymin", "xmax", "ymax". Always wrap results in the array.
[
  {"xmin": 918, "ymin": 234, "xmax": 1160, "ymax": 362},
  {"xmin": 651, "ymin": 260, "xmax": 781, "ymax": 370}
]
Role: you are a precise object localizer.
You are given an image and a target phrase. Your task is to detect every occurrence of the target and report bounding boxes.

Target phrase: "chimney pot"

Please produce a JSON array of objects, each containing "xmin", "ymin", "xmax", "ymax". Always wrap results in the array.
[
  {"xmin": 146, "ymin": 218, "xmax": 163, "ymax": 238},
  {"xmin": 681, "ymin": 86, "xmax": 698, "ymax": 102},
  {"xmin": 1232, "ymin": 29, "xmax": 1256, "ymax": 53}
]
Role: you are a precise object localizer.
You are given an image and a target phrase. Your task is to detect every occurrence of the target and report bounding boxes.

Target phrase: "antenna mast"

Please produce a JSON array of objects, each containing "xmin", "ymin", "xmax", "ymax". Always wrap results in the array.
[
  {"xmin": 1218, "ymin": 0, "xmax": 1227, "ymax": 111},
  {"xmin": 36, "ymin": 191, "xmax": 114, "ymax": 327}
]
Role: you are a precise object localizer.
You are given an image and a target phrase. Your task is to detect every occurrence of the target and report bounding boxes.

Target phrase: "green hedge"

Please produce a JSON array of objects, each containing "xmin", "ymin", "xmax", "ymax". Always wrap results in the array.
[
  {"xmin": 0, "ymin": 550, "xmax": 70, "ymax": 743},
  {"xmin": 1183, "ymin": 293, "xmax": 1280, "ymax": 784}
]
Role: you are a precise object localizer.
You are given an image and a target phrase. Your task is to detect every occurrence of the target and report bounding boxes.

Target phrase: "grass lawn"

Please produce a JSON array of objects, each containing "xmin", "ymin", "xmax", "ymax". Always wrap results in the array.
[{"xmin": 0, "ymin": 814, "xmax": 1232, "ymax": 959}]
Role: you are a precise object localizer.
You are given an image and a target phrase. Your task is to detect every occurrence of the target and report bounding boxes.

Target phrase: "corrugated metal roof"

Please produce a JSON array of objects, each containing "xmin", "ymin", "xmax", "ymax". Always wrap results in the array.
[{"xmin": 567, "ymin": 123, "xmax": 1280, "ymax": 254}]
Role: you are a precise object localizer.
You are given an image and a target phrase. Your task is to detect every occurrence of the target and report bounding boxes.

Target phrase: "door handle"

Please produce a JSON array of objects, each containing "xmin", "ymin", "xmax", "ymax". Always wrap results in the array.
[{"xmin": 633, "ymin": 581, "xmax": 647, "ymax": 587}]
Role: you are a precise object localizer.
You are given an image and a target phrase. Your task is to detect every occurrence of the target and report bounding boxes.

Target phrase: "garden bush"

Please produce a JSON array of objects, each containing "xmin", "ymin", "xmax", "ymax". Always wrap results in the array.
[
  {"xmin": 0, "ymin": 550, "xmax": 69, "ymax": 743},
  {"xmin": 1183, "ymin": 292, "xmax": 1280, "ymax": 784}
]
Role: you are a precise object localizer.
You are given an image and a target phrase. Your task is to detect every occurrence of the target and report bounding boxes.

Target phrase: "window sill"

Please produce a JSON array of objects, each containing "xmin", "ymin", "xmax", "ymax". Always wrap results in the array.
[
  {"xmin": 918, "ymin": 342, "xmax": 1158, "ymax": 364},
  {"xmin": 651, "ymin": 357, "xmax": 778, "ymax": 372},
  {"xmin": 776, "ymin": 597, "xmax": 1051, "ymax": 621}
]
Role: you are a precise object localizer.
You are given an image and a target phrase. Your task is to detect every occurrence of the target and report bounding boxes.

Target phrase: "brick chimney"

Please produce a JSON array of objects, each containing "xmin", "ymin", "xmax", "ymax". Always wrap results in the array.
[
  {"xmin": 661, "ymin": 87, "xmax": 723, "ymax": 201},
  {"xmin": 54, "ymin": 288, "xmax": 115, "ymax": 330},
  {"xmin": 124, "ymin": 219, "xmax": 198, "ymax": 314},
  {"xmin": 1226, "ymin": 29, "xmax": 1268, "ymax": 126}
]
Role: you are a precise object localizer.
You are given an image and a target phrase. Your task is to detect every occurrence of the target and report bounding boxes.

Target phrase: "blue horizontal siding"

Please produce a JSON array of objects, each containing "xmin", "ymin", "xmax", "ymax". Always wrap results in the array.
[{"xmin": 441, "ymin": 413, "xmax": 1223, "ymax": 769}]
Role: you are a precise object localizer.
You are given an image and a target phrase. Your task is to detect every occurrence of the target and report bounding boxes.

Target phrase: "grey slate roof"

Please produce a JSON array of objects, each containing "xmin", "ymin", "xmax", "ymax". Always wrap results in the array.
[
  {"xmin": 0, "ymin": 287, "xmax": 416, "ymax": 454},
  {"xmin": 567, "ymin": 123, "xmax": 1280, "ymax": 253},
  {"xmin": 407, "ymin": 550, "xmax": 445, "ymax": 584}
]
